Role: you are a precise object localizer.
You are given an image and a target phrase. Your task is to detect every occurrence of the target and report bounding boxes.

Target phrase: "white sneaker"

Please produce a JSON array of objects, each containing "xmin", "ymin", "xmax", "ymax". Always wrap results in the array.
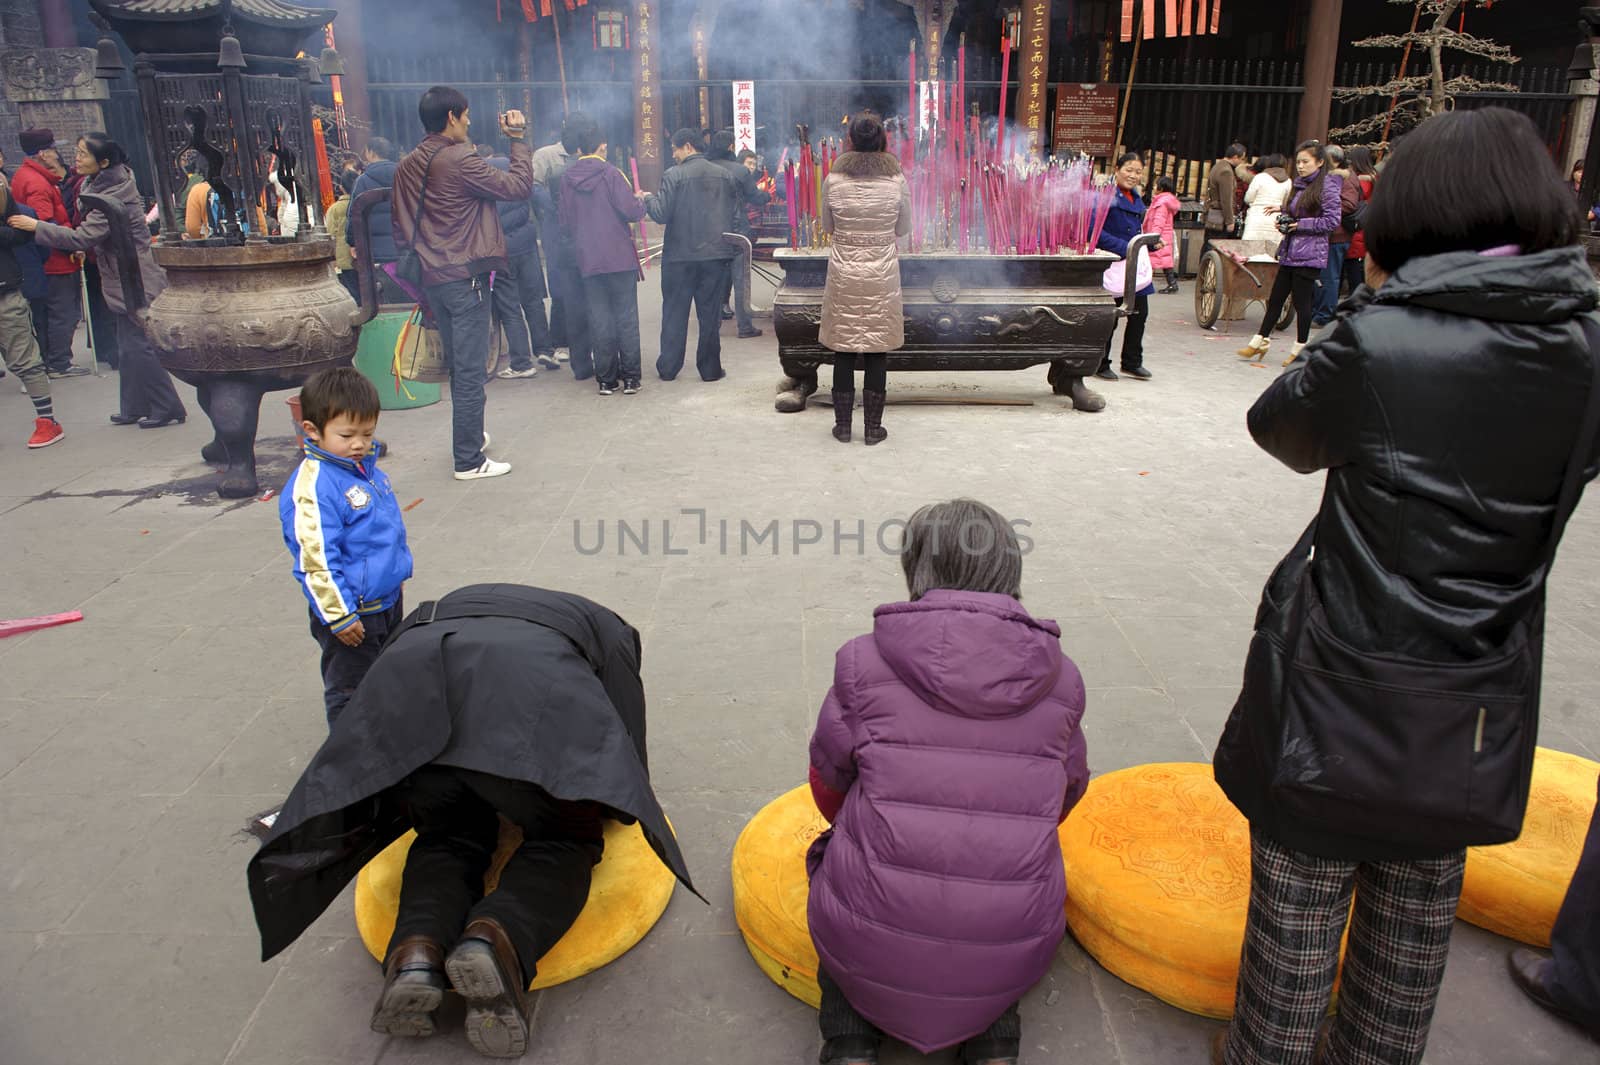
[
  {"xmin": 553, "ymin": 347, "xmax": 570, "ymax": 363},
  {"xmin": 497, "ymin": 364, "xmax": 539, "ymax": 379},
  {"xmin": 454, "ymin": 458, "xmax": 512, "ymax": 481}
]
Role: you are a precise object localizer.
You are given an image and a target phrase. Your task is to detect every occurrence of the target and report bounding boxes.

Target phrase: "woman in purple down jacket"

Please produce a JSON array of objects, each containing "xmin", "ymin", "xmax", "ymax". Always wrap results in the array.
[
  {"xmin": 806, "ymin": 499, "xmax": 1090, "ymax": 1065},
  {"xmin": 1237, "ymin": 140, "xmax": 1343, "ymax": 367}
]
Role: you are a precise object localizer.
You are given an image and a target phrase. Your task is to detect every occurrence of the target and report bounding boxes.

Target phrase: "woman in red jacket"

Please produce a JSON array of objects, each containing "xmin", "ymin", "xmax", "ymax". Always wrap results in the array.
[{"xmin": 1342, "ymin": 147, "xmax": 1378, "ymax": 295}]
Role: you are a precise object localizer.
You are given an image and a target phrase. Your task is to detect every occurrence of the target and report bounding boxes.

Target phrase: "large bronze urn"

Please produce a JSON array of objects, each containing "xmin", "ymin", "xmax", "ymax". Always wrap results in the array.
[
  {"xmin": 147, "ymin": 239, "xmax": 362, "ymax": 497},
  {"xmin": 770, "ymin": 237, "xmax": 1158, "ymax": 415}
]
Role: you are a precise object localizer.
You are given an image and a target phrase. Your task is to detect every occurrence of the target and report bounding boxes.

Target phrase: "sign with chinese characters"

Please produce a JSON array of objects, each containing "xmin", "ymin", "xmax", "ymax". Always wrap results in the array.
[
  {"xmin": 1051, "ymin": 83, "xmax": 1118, "ymax": 158},
  {"xmin": 917, "ymin": 80, "xmax": 941, "ymax": 134},
  {"xmin": 733, "ymin": 80, "xmax": 756, "ymax": 154},
  {"xmin": 632, "ymin": 0, "xmax": 661, "ymax": 192},
  {"xmin": 1018, "ymin": 0, "xmax": 1053, "ymax": 156}
]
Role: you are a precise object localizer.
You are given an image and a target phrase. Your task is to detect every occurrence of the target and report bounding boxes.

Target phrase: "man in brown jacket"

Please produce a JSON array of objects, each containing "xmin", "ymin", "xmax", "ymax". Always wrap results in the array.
[
  {"xmin": 1205, "ymin": 143, "xmax": 1247, "ymax": 243},
  {"xmin": 393, "ymin": 86, "xmax": 534, "ymax": 481}
]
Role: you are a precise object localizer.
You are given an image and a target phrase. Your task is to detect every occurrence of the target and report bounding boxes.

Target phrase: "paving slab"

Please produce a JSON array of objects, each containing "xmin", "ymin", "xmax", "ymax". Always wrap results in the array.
[{"xmin": 0, "ymin": 288, "xmax": 1596, "ymax": 1065}]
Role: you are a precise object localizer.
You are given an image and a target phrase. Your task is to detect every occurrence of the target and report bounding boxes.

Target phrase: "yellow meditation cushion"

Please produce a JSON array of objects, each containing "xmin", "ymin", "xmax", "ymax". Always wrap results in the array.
[
  {"xmin": 355, "ymin": 817, "xmax": 676, "ymax": 989},
  {"xmin": 1061, "ymin": 763, "xmax": 1257, "ymax": 1019},
  {"xmin": 731, "ymin": 785, "xmax": 827, "ymax": 1008},
  {"xmin": 1459, "ymin": 747, "xmax": 1599, "ymax": 947}
]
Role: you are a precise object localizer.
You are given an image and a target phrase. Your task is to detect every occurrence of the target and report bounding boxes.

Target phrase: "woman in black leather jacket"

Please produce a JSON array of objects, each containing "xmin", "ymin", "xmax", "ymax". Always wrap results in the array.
[{"xmin": 1211, "ymin": 109, "xmax": 1596, "ymax": 1065}]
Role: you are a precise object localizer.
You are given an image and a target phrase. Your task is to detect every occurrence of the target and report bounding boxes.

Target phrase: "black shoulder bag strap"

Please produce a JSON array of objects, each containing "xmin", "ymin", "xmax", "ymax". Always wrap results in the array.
[{"xmin": 404, "ymin": 147, "xmax": 438, "ymax": 248}]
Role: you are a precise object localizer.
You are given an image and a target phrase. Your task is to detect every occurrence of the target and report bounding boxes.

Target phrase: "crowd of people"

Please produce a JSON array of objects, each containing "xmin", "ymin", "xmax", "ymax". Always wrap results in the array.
[{"xmin": 0, "ymin": 85, "xmax": 776, "ymax": 474}]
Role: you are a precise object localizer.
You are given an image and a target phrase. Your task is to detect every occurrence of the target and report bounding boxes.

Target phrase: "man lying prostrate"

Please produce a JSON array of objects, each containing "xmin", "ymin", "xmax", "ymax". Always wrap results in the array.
[{"xmin": 248, "ymin": 583, "xmax": 698, "ymax": 1059}]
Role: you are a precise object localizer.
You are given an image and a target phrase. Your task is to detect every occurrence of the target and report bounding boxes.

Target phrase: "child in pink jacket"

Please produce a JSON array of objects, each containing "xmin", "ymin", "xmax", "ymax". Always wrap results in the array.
[{"xmin": 1144, "ymin": 176, "xmax": 1181, "ymax": 293}]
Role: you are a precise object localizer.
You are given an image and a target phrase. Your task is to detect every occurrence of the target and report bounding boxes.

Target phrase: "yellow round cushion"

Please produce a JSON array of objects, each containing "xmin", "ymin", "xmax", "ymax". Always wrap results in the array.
[
  {"xmin": 731, "ymin": 785, "xmax": 826, "ymax": 1008},
  {"xmin": 355, "ymin": 817, "xmax": 676, "ymax": 989},
  {"xmin": 1062, "ymin": 763, "xmax": 1256, "ymax": 1019},
  {"xmin": 1459, "ymin": 747, "xmax": 1599, "ymax": 947}
]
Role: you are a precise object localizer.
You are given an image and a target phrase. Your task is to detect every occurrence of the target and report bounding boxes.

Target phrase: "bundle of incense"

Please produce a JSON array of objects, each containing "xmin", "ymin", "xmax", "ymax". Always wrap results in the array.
[
  {"xmin": 629, "ymin": 158, "xmax": 649, "ymax": 274},
  {"xmin": 785, "ymin": 162, "xmax": 798, "ymax": 249}
]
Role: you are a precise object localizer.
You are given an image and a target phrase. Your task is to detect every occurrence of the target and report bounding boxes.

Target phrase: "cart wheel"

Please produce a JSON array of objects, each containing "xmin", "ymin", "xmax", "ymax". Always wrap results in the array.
[
  {"xmin": 1274, "ymin": 299, "xmax": 1296, "ymax": 333},
  {"xmin": 1194, "ymin": 251, "xmax": 1222, "ymax": 330}
]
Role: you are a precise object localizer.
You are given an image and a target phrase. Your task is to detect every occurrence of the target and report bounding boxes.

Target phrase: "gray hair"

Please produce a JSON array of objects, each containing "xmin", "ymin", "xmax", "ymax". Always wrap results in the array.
[
  {"xmin": 901, "ymin": 499, "xmax": 1023, "ymax": 602},
  {"xmin": 1325, "ymin": 144, "xmax": 1346, "ymax": 166}
]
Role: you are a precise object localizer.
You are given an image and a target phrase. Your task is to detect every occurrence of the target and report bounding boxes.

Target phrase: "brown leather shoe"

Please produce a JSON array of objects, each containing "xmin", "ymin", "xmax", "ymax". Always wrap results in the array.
[
  {"xmin": 447, "ymin": 917, "xmax": 531, "ymax": 1058},
  {"xmin": 370, "ymin": 935, "xmax": 447, "ymax": 1037},
  {"xmin": 1509, "ymin": 948, "xmax": 1600, "ymax": 1038},
  {"xmin": 1209, "ymin": 1029, "xmax": 1228, "ymax": 1065}
]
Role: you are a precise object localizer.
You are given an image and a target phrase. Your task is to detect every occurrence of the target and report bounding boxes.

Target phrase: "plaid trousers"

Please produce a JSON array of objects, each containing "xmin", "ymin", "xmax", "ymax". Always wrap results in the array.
[{"xmin": 1220, "ymin": 828, "xmax": 1466, "ymax": 1065}]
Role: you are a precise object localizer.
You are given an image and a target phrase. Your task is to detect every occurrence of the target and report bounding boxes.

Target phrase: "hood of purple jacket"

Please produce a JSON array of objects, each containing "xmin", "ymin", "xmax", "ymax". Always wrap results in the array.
[
  {"xmin": 873, "ymin": 590, "xmax": 1064, "ymax": 717},
  {"xmin": 806, "ymin": 589, "xmax": 1089, "ymax": 1052}
]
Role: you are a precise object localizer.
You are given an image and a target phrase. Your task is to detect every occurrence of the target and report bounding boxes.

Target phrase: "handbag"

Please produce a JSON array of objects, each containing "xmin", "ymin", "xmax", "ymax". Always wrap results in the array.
[
  {"xmin": 1102, "ymin": 246, "xmax": 1153, "ymax": 297},
  {"xmin": 1255, "ymin": 318, "xmax": 1600, "ymax": 850},
  {"xmin": 392, "ymin": 149, "xmax": 438, "ymax": 288},
  {"xmin": 392, "ymin": 305, "xmax": 448, "ymax": 383}
]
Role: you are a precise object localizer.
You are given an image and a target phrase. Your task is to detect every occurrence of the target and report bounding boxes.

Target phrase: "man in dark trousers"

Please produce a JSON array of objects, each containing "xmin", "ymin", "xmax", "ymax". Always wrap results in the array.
[
  {"xmin": 707, "ymin": 131, "xmax": 769, "ymax": 340},
  {"xmin": 1508, "ymin": 782, "xmax": 1600, "ymax": 1040},
  {"xmin": 644, "ymin": 128, "xmax": 740, "ymax": 382},
  {"xmin": 249, "ymin": 584, "xmax": 698, "ymax": 1059},
  {"xmin": 392, "ymin": 87, "xmax": 533, "ymax": 481},
  {"xmin": 486, "ymin": 145, "xmax": 557, "ymax": 379},
  {"xmin": 1205, "ymin": 142, "xmax": 1246, "ymax": 245},
  {"xmin": 532, "ymin": 117, "xmax": 592, "ymax": 379}
]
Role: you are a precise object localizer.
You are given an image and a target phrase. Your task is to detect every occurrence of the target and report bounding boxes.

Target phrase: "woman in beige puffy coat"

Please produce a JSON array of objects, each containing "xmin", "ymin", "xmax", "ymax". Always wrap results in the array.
[{"xmin": 819, "ymin": 112, "xmax": 911, "ymax": 445}]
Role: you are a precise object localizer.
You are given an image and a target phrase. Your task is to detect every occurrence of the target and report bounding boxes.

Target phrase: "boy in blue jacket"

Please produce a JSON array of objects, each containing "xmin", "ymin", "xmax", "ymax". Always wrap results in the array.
[{"xmin": 280, "ymin": 368, "xmax": 413, "ymax": 726}]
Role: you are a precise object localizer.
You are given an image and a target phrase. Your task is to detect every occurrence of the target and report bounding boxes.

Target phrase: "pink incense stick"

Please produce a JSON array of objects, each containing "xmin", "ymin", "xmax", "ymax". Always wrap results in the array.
[{"xmin": 997, "ymin": 37, "xmax": 1010, "ymax": 163}]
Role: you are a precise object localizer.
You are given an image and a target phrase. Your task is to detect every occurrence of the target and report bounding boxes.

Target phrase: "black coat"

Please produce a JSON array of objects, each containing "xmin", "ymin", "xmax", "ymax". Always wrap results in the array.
[
  {"xmin": 1215, "ymin": 245, "xmax": 1600, "ymax": 861},
  {"xmin": 643, "ymin": 153, "xmax": 739, "ymax": 262},
  {"xmin": 248, "ymin": 584, "xmax": 698, "ymax": 961}
]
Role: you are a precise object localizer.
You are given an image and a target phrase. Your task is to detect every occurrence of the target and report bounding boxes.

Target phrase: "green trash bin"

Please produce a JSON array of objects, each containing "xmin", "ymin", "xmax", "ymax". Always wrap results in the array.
[{"xmin": 354, "ymin": 309, "xmax": 441, "ymax": 410}]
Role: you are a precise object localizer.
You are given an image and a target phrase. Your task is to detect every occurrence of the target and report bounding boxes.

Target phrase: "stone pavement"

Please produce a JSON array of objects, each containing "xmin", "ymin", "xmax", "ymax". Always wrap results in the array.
[{"xmin": 0, "ymin": 281, "xmax": 1597, "ymax": 1065}]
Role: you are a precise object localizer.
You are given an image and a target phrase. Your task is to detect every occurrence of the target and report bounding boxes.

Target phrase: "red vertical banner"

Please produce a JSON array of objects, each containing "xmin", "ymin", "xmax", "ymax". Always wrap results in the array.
[
  {"xmin": 633, "ymin": 0, "xmax": 661, "ymax": 192},
  {"xmin": 1210, "ymin": 0, "xmax": 1222, "ymax": 34},
  {"xmin": 1181, "ymin": 0, "xmax": 1193, "ymax": 36},
  {"xmin": 1164, "ymin": 0, "xmax": 1178, "ymax": 36},
  {"xmin": 1018, "ymin": 0, "xmax": 1052, "ymax": 157},
  {"xmin": 1142, "ymin": 0, "xmax": 1155, "ymax": 38},
  {"xmin": 692, "ymin": 16, "xmax": 710, "ymax": 130},
  {"xmin": 1121, "ymin": 0, "xmax": 1135, "ymax": 42}
]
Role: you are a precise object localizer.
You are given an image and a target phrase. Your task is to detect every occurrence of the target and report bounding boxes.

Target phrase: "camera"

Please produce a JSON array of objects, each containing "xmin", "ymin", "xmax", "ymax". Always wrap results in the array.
[{"xmin": 1275, "ymin": 214, "xmax": 1298, "ymax": 235}]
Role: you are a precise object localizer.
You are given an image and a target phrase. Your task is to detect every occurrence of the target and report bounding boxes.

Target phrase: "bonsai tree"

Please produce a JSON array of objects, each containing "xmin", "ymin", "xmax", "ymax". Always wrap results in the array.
[{"xmin": 1332, "ymin": 0, "xmax": 1519, "ymax": 150}]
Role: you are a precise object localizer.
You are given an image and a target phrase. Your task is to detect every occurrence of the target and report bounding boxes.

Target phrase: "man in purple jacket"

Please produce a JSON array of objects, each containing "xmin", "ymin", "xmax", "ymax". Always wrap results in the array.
[
  {"xmin": 558, "ymin": 115, "xmax": 647, "ymax": 396},
  {"xmin": 806, "ymin": 499, "xmax": 1090, "ymax": 1065}
]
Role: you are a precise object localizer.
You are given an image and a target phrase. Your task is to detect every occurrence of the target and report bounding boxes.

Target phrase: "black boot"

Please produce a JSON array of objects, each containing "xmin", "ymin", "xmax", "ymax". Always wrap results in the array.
[
  {"xmin": 831, "ymin": 389, "xmax": 853, "ymax": 442},
  {"xmin": 862, "ymin": 390, "xmax": 888, "ymax": 445}
]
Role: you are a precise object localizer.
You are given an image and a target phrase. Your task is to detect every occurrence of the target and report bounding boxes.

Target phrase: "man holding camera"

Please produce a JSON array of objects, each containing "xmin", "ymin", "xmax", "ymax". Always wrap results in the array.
[{"xmin": 393, "ymin": 87, "xmax": 534, "ymax": 481}]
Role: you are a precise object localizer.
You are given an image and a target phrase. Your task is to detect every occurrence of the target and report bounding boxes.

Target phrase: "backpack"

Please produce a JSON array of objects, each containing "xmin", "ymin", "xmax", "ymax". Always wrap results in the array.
[{"xmin": 1343, "ymin": 178, "xmax": 1372, "ymax": 233}]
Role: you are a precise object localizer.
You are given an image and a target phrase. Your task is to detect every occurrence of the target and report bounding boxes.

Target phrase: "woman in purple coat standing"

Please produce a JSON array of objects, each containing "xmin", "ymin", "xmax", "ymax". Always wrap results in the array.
[
  {"xmin": 806, "ymin": 499, "xmax": 1090, "ymax": 1065},
  {"xmin": 1237, "ymin": 140, "xmax": 1343, "ymax": 366}
]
